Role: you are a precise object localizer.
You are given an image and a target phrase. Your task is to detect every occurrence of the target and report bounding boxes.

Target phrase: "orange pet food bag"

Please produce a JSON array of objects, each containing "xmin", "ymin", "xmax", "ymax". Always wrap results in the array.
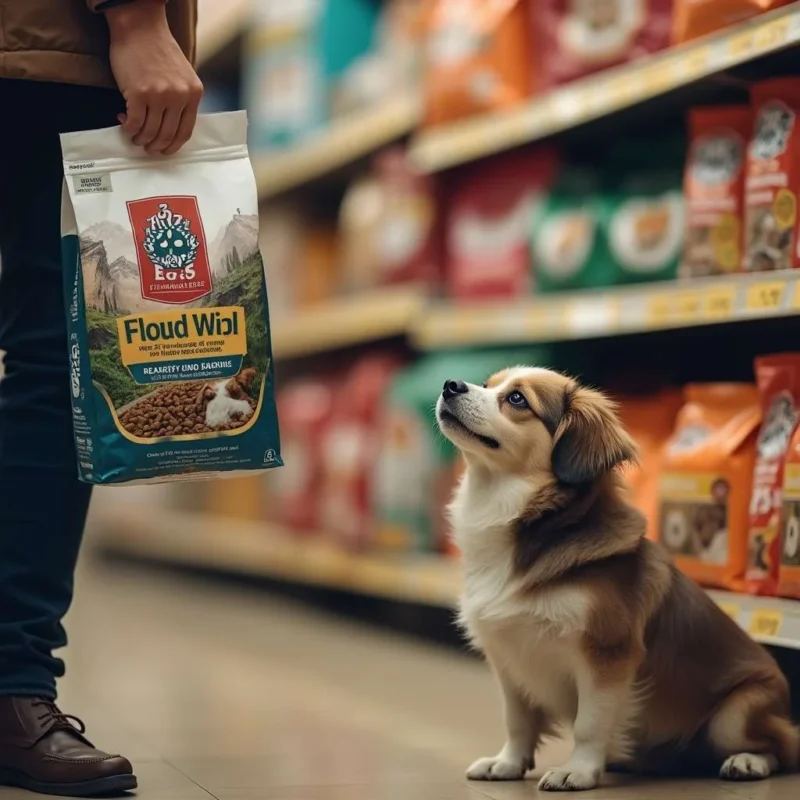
[
  {"xmin": 777, "ymin": 424, "xmax": 800, "ymax": 598},
  {"xmin": 672, "ymin": 0, "xmax": 792, "ymax": 45},
  {"xmin": 424, "ymin": 0, "xmax": 533, "ymax": 127},
  {"xmin": 743, "ymin": 78, "xmax": 800, "ymax": 272},
  {"xmin": 682, "ymin": 106, "xmax": 751, "ymax": 278},
  {"xmin": 658, "ymin": 384, "xmax": 761, "ymax": 590},
  {"xmin": 618, "ymin": 390, "xmax": 684, "ymax": 540},
  {"xmin": 746, "ymin": 355, "xmax": 800, "ymax": 595}
]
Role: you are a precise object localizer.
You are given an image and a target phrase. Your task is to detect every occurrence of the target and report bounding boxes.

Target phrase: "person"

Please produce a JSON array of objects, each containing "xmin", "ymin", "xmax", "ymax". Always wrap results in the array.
[{"xmin": 0, "ymin": 1, "xmax": 202, "ymax": 795}]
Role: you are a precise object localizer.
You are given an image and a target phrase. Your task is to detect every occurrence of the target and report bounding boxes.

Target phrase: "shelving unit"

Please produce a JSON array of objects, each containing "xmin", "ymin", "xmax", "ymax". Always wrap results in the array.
[
  {"xmin": 94, "ymin": 506, "xmax": 800, "ymax": 650},
  {"xmin": 410, "ymin": 3, "xmax": 800, "ymax": 173},
  {"xmin": 254, "ymin": 92, "xmax": 421, "ymax": 200}
]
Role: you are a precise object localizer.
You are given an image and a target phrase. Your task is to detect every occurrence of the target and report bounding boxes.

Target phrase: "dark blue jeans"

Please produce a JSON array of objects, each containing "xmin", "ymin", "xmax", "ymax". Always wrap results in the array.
[{"xmin": 0, "ymin": 80, "xmax": 123, "ymax": 698}]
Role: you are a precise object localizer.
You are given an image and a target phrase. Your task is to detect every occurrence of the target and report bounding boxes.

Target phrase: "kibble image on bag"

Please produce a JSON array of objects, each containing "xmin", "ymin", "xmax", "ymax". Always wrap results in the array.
[{"xmin": 60, "ymin": 111, "xmax": 282, "ymax": 484}]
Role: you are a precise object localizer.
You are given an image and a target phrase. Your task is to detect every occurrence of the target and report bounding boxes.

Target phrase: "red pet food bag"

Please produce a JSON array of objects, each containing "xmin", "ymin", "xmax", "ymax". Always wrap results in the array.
[
  {"xmin": 318, "ymin": 355, "xmax": 402, "ymax": 549},
  {"xmin": 682, "ymin": 106, "xmax": 751, "ymax": 277},
  {"xmin": 533, "ymin": 0, "xmax": 672, "ymax": 90},
  {"xmin": 745, "ymin": 355, "xmax": 800, "ymax": 595},
  {"xmin": 274, "ymin": 379, "xmax": 337, "ymax": 532},
  {"xmin": 445, "ymin": 147, "xmax": 558, "ymax": 300},
  {"xmin": 743, "ymin": 78, "xmax": 800, "ymax": 272}
]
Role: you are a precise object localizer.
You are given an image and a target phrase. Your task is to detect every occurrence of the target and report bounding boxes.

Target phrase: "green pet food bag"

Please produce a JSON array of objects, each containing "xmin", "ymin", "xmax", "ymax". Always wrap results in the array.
[{"xmin": 60, "ymin": 111, "xmax": 283, "ymax": 484}]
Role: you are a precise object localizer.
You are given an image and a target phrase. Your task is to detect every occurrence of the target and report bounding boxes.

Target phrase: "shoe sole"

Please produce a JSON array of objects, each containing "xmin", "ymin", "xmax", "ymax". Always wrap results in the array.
[{"xmin": 0, "ymin": 766, "xmax": 137, "ymax": 797}]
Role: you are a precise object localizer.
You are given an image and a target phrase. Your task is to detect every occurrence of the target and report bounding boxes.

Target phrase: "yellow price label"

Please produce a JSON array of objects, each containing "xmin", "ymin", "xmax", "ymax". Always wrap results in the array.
[
  {"xmin": 703, "ymin": 286, "xmax": 737, "ymax": 320},
  {"xmin": 681, "ymin": 47, "xmax": 710, "ymax": 80},
  {"xmin": 746, "ymin": 282, "xmax": 785, "ymax": 312},
  {"xmin": 728, "ymin": 31, "xmax": 756, "ymax": 60},
  {"xmin": 642, "ymin": 60, "xmax": 676, "ymax": 95},
  {"xmin": 716, "ymin": 603, "xmax": 739, "ymax": 620},
  {"xmin": 646, "ymin": 294, "xmax": 674, "ymax": 327},
  {"xmin": 674, "ymin": 291, "xmax": 702, "ymax": 323},
  {"xmin": 754, "ymin": 18, "xmax": 791, "ymax": 52},
  {"xmin": 747, "ymin": 609, "xmax": 783, "ymax": 639}
]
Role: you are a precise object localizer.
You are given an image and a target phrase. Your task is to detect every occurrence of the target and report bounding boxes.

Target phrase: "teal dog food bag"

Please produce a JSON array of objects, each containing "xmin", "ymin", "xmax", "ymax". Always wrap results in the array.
[{"xmin": 60, "ymin": 111, "xmax": 283, "ymax": 484}]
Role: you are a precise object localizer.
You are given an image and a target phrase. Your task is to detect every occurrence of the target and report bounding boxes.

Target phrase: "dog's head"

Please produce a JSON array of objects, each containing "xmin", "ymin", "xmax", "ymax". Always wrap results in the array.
[{"xmin": 435, "ymin": 366, "xmax": 636, "ymax": 484}]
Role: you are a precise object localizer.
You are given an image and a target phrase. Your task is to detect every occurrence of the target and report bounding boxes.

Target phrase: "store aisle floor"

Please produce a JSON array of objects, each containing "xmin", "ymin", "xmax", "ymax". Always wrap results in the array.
[{"xmin": 5, "ymin": 554, "xmax": 798, "ymax": 800}]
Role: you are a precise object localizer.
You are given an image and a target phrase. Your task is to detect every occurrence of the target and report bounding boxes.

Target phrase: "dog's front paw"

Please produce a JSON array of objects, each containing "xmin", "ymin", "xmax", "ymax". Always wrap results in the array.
[
  {"xmin": 466, "ymin": 755, "xmax": 531, "ymax": 781},
  {"xmin": 719, "ymin": 753, "xmax": 775, "ymax": 781},
  {"xmin": 538, "ymin": 767, "xmax": 601, "ymax": 791}
]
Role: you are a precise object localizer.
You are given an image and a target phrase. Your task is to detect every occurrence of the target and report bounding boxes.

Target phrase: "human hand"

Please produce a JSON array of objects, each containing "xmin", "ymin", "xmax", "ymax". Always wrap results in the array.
[{"xmin": 106, "ymin": 0, "xmax": 203, "ymax": 155}]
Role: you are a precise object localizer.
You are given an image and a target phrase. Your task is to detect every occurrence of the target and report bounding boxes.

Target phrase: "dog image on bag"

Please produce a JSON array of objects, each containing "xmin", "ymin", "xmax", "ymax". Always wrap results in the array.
[{"xmin": 435, "ymin": 366, "xmax": 798, "ymax": 790}]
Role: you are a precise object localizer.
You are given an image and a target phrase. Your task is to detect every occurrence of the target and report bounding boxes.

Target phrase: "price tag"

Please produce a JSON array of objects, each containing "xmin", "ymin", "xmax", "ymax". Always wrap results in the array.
[
  {"xmin": 678, "ymin": 46, "xmax": 710, "ymax": 81},
  {"xmin": 716, "ymin": 602, "xmax": 739, "ymax": 620},
  {"xmin": 641, "ymin": 60, "xmax": 676, "ymax": 95},
  {"xmin": 645, "ymin": 293, "xmax": 674, "ymax": 328},
  {"xmin": 745, "ymin": 281, "xmax": 785, "ymax": 312},
  {"xmin": 728, "ymin": 31, "xmax": 756, "ymax": 61},
  {"xmin": 604, "ymin": 75, "xmax": 639, "ymax": 109},
  {"xmin": 703, "ymin": 285, "xmax": 737, "ymax": 320},
  {"xmin": 747, "ymin": 609, "xmax": 783, "ymax": 639},
  {"xmin": 674, "ymin": 291, "xmax": 702, "ymax": 324},
  {"xmin": 754, "ymin": 18, "xmax": 791, "ymax": 52}
]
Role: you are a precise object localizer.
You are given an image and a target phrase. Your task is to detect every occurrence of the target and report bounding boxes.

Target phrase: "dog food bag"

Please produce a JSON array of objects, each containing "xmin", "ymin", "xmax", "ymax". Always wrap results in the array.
[
  {"xmin": 745, "ymin": 355, "xmax": 800, "ymax": 595},
  {"xmin": 744, "ymin": 78, "xmax": 800, "ymax": 272},
  {"xmin": 778, "ymin": 422, "xmax": 800, "ymax": 597},
  {"xmin": 682, "ymin": 106, "xmax": 751, "ymax": 278},
  {"xmin": 423, "ymin": 0, "xmax": 533, "ymax": 127},
  {"xmin": 672, "ymin": 0, "xmax": 792, "ymax": 44},
  {"xmin": 658, "ymin": 384, "xmax": 761, "ymax": 590},
  {"xmin": 60, "ymin": 111, "xmax": 283, "ymax": 484},
  {"xmin": 533, "ymin": 0, "xmax": 672, "ymax": 90},
  {"xmin": 273, "ymin": 378, "xmax": 338, "ymax": 532},
  {"xmin": 447, "ymin": 147, "xmax": 558, "ymax": 300},
  {"xmin": 617, "ymin": 389, "xmax": 684, "ymax": 539}
]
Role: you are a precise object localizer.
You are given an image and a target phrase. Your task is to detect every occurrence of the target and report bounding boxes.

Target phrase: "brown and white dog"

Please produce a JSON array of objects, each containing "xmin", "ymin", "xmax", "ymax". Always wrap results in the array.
[
  {"xmin": 197, "ymin": 368, "xmax": 257, "ymax": 429},
  {"xmin": 435, "ymin": 366, "xmax": 798, "ymax": 791}
]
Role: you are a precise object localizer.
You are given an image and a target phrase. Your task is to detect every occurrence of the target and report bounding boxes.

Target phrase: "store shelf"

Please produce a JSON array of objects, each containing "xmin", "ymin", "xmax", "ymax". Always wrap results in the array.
[
  {"xmin": 196, "ymin": 0, "xmax": 250, "ymax": 66},
  {"xmin": 272, "ymin": 285, "xmax": 427, "ymax": 359},
  {"xmin": 253, "ymin": 93, "xmax": 421, "ymax": 200},
  {"xmin": 93, "ymin": 507, "xmax": 461, "ymax": 608},
  {"xmin": 94, "ymin": 506, "xmax": 800, "ymax": 649},
  {"xmin": 410, "ymin": 4, "xmax": 800, "ymax": 173},
  {"xmin": 413, "ymin": 271, "xmax": 800, "ymax": 350}
]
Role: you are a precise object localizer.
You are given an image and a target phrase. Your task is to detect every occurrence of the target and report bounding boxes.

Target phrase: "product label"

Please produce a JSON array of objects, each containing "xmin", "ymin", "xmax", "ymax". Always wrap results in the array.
[
  {"xmin": 745, "ymin": 101, "xmax": 797, "ymax": 271},
  {"xmin": 117, "ymin": 306, "xmax": 247, "ymax": 385},
  {"xmin": 72, "ymin": 173, "xmax": 113, "ymax": 195},
  {"xmin": 127, "ymin": 196, "xmax": 212, "ymax": 304},
  {"xmin": 659, "ymin": 472, "xmax": 729, "ymax": 565},
  {"xmin": 685, "ymin": 130, "xmax": 745, "ymax": 274}
]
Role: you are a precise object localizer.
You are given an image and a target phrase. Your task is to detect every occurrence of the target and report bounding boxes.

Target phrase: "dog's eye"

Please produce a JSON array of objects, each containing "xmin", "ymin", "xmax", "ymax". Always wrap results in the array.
[{"xmin": 507, "ymin": 391, "xmax": 529, "ymax": 409}]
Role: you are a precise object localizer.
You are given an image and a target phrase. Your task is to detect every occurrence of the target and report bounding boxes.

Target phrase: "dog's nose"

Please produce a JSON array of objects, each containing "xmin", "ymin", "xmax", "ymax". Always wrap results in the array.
[{"xmin": 442, "ymin": 379, "xmax": 469, "ymax": 400}]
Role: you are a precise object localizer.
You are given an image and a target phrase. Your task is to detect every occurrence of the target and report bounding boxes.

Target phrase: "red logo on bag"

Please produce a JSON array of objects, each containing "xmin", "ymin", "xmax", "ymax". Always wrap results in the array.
[{"xmin": 127, "ymin": 195, "xmax": 212, "ymax": 304}]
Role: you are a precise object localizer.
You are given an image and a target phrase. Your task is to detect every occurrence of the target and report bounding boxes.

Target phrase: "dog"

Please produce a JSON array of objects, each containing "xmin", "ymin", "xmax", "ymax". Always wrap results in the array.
[
  {"xmin": 198, "ymin": 368, "xmax": 257, "ymax": 429},
  {"xmin": 435, "ymin": 366, "xmax": 798, "ymax": 791}
]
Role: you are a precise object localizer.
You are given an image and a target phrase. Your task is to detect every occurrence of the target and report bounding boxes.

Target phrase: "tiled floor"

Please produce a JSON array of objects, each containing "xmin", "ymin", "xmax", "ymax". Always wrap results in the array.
[{"xmin": 5, "ymin": 549, "xmax": 799, "ymax": 800}]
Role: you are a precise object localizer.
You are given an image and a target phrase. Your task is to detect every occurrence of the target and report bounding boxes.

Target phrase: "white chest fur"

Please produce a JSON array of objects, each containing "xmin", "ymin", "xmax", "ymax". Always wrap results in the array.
[{"xmin": 450, "ymin": 470, "xmax": 591, "ymax": 722}]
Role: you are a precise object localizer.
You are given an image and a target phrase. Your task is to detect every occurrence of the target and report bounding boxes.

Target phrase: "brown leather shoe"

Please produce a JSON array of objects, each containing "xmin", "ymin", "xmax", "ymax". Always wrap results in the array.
[{"xmin": 0, "ymin": 697, "xmax": 136, "ymax": 796}]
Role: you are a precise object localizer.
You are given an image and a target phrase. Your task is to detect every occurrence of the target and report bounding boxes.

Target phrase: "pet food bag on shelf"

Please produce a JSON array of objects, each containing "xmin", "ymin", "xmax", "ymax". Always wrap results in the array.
[
  {"xmin": 745, "ymin": 355, "xmax": 800, "ymax": 595},
  {"xmin": 744, "ymin": 78, "xmax": 800, "ymax": 272},
  {"xmin": 273, "ymin": 378, "xmax": 338, "ymax": 532},
  {"xmin": 533, "ymin": 0, "xmax": 672, "ymax": 90},
  {"xmin": 672, "ymin": 0, "xmax": 792, "ymax": 44},
  {"xmin": 318, "ymin": 355, "xmax": 403, "ymax": 549},
  {"xmin": 60, "ymin": 111, "xmax": 282, "ymax": 484},
  {"xmin": 658, "ymin": 384, "xmax": 761, "ymax": 590},
  {"xmin": 778, "ymin": 423, "xmax": 800, "ymax": 597},
  {"xmin": 446, "ymin": 147, "xmax": 558, "ymax": 300},
  {"xmin": 617, "ymin": 389, "xmax": 684, "ymax": 539},
  {"xmin": 424, "ymin": 0, "xmax": 533, "ymax": 127},
  {"xmin": 682, "ymin": 106, "xmax": 751, "ymax": 278}
]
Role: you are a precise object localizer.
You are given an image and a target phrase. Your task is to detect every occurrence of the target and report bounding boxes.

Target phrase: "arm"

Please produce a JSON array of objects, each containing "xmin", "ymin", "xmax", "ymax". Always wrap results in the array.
[{"xmin": 96, "ymin": 0, "xmax": 203, "ymax": 155}]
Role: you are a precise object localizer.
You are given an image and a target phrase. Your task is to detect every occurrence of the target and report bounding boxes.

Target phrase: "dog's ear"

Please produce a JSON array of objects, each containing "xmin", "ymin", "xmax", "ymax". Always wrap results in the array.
[
  {"xmin": 551, "ymin": 384, "xmax": 637, "ymax": 485},
  {"xmin": 197, "ymin": 384, "xmax": 214, "ymax": 406}
]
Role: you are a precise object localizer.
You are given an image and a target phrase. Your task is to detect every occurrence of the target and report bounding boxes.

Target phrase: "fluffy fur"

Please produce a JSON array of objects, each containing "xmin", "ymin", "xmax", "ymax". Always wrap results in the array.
[
  {"xmin": 436, "ymin": 367, "xmax": 798, "ymax": 791},
  {"xmin": 198, "ymin": 368, "xmax": 256, "ymax": 428}
]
